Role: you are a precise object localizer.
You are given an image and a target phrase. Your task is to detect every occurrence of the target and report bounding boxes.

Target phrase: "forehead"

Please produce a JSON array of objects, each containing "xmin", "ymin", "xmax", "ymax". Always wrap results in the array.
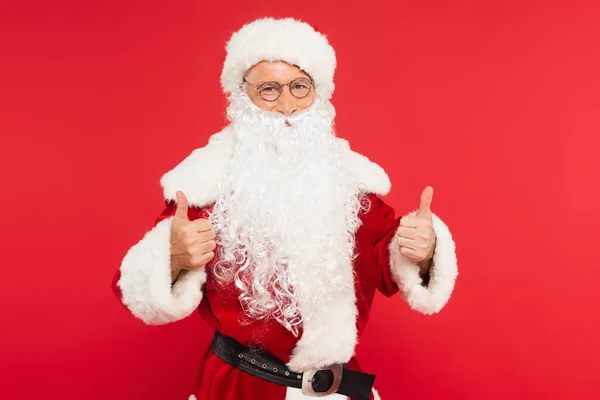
[{"xmin": 244, "ymin": 61, "xmax": 311, "ymax": 83}]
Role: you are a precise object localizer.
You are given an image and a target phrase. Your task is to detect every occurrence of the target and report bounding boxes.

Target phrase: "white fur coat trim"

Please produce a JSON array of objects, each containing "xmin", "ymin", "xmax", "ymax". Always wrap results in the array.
[
  {"xmin": 221, "ymin": 17, "xmax": 337, "ymax": 100},
  {"xmin": 160, "ymin": 125, "xmax": 391, "ymax": 206},
  {"xmin": 388, "ymin": 212, "xmax": 458, "ymax": 314},
  {"xmin": 189, "ymin": 387, "xmax": 381, "ymax": 399},
  {"xmin": 117, "ymin": 217, "xmax": 208, "ymax": 324},
  {"xmin": 188, "ymin": 387, "xmax": 381, "ymax": 400},
  {"xmin": 285, "ymin": 387, "xmax": 381, "ymax": 399},
  {"xmin": 285, "ymin": 388, "xmax": 349, "ymax": 400},
  {"xmin": 286, "ymin": 280, "xmax": 358, "ymax": 373}
]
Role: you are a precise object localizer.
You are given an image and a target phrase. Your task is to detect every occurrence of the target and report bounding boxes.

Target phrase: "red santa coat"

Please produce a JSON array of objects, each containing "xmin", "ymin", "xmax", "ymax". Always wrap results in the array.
[{"xmin": 112, "ymin": 127, "xmax": 459, "ymax": 400}]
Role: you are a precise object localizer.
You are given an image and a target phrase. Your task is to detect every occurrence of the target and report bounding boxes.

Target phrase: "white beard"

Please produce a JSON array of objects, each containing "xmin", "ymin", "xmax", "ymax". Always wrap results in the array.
[{"xmin": 208, "ymin": 91, "xmax": 367, "ymax": 336}]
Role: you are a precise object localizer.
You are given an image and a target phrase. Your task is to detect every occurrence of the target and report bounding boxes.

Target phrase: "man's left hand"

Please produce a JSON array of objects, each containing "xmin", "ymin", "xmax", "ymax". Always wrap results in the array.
[{"xmin": 397, "ymin": 186, "xmax": 437, "ymax": 272}]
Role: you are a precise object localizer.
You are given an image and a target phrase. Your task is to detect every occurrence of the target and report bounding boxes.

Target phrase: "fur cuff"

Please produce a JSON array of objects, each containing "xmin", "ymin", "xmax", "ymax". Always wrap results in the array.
[
  {"xmin": 389, "ymin": 213, "xmax": 458, "ymax": 314},
  {"xmin": 117, "ymin": 217, "xmax": 207, "ymax": 324}
]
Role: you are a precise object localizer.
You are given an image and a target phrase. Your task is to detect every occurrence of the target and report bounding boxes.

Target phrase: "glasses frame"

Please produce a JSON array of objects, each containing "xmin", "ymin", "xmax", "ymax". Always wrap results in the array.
[{"xmin": 243, "ymin": 77, "xmax": 314, "ymax": 102}]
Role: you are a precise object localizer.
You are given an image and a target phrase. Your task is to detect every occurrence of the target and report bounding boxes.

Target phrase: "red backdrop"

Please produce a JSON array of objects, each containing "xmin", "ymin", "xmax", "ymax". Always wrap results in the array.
[{"xmin": 1, "ymin": 1, "xmax": 599, "ymax": 399}]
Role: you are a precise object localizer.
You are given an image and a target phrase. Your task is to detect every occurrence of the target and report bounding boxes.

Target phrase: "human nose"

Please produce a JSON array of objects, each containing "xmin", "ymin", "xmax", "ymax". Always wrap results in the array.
[{"xmin": 275, "ymin": 87, "xmax": 297, "ymax": 116}]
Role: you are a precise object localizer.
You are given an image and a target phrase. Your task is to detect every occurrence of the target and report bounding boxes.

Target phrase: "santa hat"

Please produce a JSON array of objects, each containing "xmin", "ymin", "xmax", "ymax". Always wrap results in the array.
[{"xmin": 221, "ymin": 17, "xmax": 337, "ymax": 100}]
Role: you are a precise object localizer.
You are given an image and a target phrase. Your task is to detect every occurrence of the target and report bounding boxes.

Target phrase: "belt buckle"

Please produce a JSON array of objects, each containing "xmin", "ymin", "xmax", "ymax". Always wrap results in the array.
[{"xmin": 301, "ymin": 363, "xmax": 343, "ymax": 397}]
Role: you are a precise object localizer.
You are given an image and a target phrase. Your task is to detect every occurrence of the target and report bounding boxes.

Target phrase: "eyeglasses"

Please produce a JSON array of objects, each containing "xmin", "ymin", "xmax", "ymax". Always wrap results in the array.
[{"xmin": 243, "ymin": 77, "xmax": 313, "ymax": 102}]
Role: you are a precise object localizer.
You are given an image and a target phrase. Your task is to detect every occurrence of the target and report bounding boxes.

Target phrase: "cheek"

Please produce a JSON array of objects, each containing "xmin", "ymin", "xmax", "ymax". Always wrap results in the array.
[
  {"xmin": 296, "ymin": 93, "xmax": 315, "ymax": 111},
  {"xmin": 249, "ymin": 95, "xmax": 276, "ymax": 112}
]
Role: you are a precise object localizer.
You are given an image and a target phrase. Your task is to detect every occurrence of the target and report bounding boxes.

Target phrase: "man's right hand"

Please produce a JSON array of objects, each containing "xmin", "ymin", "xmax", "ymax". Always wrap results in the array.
[{"xmin": 170, "ymin": 191, "xmax": 216, "ymax": 282}]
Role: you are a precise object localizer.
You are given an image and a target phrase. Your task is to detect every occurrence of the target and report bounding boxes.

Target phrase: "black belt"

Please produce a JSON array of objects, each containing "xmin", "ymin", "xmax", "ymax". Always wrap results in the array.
[{"xmin": 211, "ymin": 331, "xmax": 376, "ymax": 399}]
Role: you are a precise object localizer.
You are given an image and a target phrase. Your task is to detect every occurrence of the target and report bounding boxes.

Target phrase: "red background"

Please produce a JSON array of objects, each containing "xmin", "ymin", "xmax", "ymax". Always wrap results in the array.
[{"xmin": 1, "ymin": 1, "xmax": 600, "ymax": 399}]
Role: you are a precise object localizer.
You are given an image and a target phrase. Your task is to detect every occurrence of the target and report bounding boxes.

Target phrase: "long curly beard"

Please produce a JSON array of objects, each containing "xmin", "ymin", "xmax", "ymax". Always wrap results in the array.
[{"xmin": 208, "ymin": 90, "xmax": 367, "ymax": 336}]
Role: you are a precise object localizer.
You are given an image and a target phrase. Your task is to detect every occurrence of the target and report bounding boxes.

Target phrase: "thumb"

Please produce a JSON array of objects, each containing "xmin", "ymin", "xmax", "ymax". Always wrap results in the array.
[
  {"xmin": 174, "ymin": 191, "xmax": 190, "ymax": 221},
  {"xmin": 417, "ymin": 186, "xmax": 434, "ymax": 216}
]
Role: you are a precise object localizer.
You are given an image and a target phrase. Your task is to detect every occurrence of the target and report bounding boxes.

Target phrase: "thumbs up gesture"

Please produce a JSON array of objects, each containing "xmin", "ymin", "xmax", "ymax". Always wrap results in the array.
[
  {"xmin": 170, "ymin": 191, "xmax": 216, "ymax": 280},
  {"xmin": 397, "ymin": 186, "xmax": 437, "ymax": 265}
]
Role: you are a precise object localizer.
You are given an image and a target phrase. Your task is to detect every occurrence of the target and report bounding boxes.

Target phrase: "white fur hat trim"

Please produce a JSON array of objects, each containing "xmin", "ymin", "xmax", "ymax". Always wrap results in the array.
[{"xmin": 221, "ymin": 17, "xmax": 337, "ymax": 100}]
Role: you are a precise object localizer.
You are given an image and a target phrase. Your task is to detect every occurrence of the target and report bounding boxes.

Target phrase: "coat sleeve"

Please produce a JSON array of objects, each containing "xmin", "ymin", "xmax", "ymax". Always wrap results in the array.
[
  {"xmin": 111, "ymin": 201, "xmax": 209, "ymax": 325},
  {"xmin": 368, "ymin": 194, "xmax": 459, "ymax": 314}
]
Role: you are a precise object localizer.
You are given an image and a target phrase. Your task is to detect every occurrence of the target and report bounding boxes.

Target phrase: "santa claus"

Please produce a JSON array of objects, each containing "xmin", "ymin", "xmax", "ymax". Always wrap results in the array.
[{"xmin": 112, "ymin": 17, "xmax": 458, "ymax": 400}]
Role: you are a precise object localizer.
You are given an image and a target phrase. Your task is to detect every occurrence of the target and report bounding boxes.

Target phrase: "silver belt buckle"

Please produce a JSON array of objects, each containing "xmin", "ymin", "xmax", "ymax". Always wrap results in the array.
[{"xmin": 301, "ymin": 363, "xmax": 343, "ymax": 397}]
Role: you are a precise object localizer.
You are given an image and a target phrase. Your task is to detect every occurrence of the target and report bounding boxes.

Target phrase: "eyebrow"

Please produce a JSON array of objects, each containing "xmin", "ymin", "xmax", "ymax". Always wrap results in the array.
[{"xmin": 254, "ymin": 77, "xmax": 312, "ymax": 86}]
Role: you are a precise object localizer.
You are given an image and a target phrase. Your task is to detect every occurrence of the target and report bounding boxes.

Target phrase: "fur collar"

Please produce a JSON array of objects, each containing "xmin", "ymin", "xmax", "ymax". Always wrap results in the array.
[{"xmin": 160, "ymin": 125, "xmax": 391, "ymax": 206}]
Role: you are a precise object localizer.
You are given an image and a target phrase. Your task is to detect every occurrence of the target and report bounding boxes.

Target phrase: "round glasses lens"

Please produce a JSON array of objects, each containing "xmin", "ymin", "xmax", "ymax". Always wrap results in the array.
[
  {"xmin": 290, "ymin": 78, "xmax": 312, "ymax": 98},
  {"xmin": 259, "ymin": 83, "xmax": 281, "ymax": 101}
]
